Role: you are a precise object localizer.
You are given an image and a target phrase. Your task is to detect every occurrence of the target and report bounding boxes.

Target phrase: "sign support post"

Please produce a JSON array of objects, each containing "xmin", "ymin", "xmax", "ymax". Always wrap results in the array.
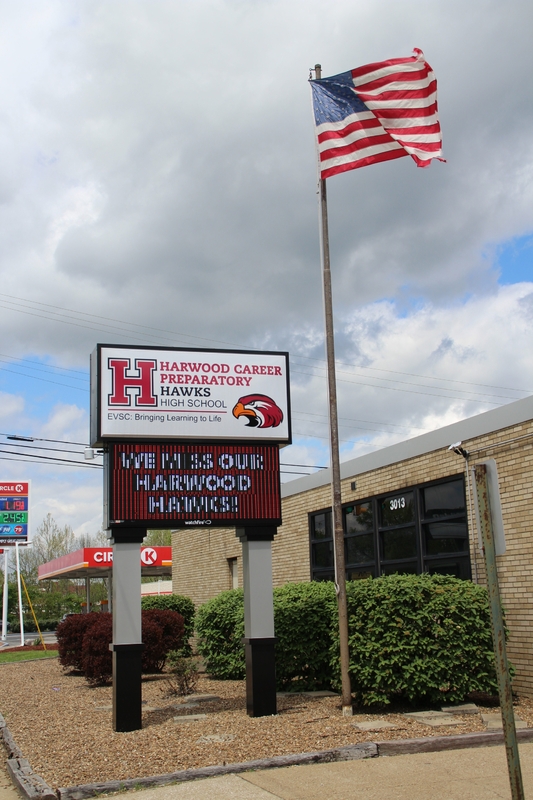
[
  {"xmin": 108, "ymin": 527, "xmax": 145, "ymax": 733},
  {"xmin": 15, "ymin": 543, "xmax": 24, "ymax": 647},
  {"xmin": 1, "ymin": 549, "xmax": 8, "ymax": 641},
  {"xmin": 237, "ymin": 526, "xmax": 277, "ymax": 717}
]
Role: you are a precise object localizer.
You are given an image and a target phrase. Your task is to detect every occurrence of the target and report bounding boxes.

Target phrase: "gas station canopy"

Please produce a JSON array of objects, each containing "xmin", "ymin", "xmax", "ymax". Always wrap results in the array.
[{"xmin": 38, "ymin": 546, "xmax": 172, "ymax": 581}]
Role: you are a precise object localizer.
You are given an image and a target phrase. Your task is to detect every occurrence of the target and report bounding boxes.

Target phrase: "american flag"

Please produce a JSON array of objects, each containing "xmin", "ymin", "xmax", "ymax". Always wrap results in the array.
[{"xmin": 311, "ymin": 49, "xmax": 444, "ymax": 179}]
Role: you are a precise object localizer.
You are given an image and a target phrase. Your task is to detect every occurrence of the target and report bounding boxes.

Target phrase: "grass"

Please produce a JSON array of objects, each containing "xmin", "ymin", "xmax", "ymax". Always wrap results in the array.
[{"xmin": 0, "ymin": 649, "xmax": 58, "ymax": 664}]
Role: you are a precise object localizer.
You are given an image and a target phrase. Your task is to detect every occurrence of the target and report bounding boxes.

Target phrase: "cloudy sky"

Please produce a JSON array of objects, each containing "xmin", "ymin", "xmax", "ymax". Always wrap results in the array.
[{"xmin": 0, "ymin": 0, "xmax": 532, "ymax": 536}]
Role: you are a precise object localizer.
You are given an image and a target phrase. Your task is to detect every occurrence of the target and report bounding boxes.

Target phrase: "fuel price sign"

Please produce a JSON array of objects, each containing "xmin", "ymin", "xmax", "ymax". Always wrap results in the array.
[{"xmin": 0, "ymin": 481, "xmax": 30, "ymax": 545}]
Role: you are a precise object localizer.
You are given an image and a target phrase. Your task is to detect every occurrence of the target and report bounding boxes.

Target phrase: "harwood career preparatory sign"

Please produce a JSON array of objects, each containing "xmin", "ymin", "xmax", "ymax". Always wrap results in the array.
[{"xmin": 91, "ymin": 345, "xmax": 290, "ymax": 446}]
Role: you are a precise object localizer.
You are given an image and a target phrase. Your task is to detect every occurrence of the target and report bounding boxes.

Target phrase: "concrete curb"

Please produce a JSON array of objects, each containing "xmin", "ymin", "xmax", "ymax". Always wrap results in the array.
[
  {"xmin": 376, "ymin": 727, "xmax": 533, "ymax": 755},
  {"xmin": 6, "ymin": 759, "xmax": 56, "ymax": 800},
  {"xmin": 57, "ymin": 743, "xmax": 378, "ymax": 800},
  {"xmin": 3, "ymin": 711, "xmax": 533, "ymax": 800}
]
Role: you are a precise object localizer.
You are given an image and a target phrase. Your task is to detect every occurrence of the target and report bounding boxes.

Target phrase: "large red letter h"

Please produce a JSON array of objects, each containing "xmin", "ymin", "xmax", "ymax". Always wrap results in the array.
[{"xmin": 108, "ymin": 359, "xmax": 157, "ymax": 406}]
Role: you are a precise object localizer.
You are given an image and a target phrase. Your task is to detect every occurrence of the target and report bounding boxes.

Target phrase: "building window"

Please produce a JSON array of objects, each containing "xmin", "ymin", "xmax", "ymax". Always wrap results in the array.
[
  {"xmin": 228, "ymin": 558, "xmax": 239, "ymax": 590},
  {"xmin": 344, "ymin": 501, "xmax": 375, "ymax": 580},
  {"xmin": 309, "ymin": 475, "xmax": 471, "ymax": 582},
  {"xmin": 309, "ymin": 511, "xmax": 334, "ymax": 581}
]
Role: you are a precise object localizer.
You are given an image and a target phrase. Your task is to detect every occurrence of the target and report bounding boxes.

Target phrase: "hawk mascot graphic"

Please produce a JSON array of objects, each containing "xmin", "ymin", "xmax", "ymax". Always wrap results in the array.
[{"xmin": 232, "ymin": 394, "xmax": 284, "ymax": 429}]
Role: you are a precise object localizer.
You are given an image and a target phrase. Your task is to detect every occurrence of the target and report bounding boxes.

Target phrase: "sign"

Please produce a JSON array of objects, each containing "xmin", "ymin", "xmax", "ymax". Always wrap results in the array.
[
  {"xmin": 472, "ymin": 459, "xmax": 506, "ymax": 556},
  {"xmin": 105, "ymin": 443, "xmax": 281, "ymax": 528},
  {"xmin": 91, "ymin": 344, "xmax": 291, "ymax": 446},
  {"xmin": 0, "ymin": 482, "xmax": 30, "ymax": 546},
  {"xmin": 37, "ymin": 546, "xmax": 172, "ymax": 579},
  {"xmin": 86, "ymin": 546, "xmax": 172, "ymax": 568}
]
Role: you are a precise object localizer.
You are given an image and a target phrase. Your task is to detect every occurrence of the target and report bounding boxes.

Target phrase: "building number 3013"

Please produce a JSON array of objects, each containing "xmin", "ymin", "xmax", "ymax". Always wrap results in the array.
[{"xmin": 389, "ymin": 496, "xmax": 407, "ymax": 511}]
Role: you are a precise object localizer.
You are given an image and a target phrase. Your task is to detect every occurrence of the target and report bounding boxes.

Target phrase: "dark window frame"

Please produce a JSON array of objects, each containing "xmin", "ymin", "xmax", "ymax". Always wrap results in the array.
[{"xmin": 309, "ymin": 473, "xmax": 471, "ymax": 582}]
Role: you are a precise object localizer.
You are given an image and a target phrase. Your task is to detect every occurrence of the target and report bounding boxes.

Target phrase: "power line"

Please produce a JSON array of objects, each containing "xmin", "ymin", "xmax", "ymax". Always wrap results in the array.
[
  {"xmin": 290, "ymin": 367, "xmax": 503, "ymax": 405},
  {"xmin": 0, "ymin": 292, "xmax": 530, "ymax": 399},
  {"xmin": 0, "ymin": 354, "xmax": 88, "ymax": 381},
  {"xmin": 0, "ymin": 455, "xmax": 101, "ymax": 470},
  {"xmin": 0, "ymin": 292, "xmax": 514, "ymax": 394},
  {"xmin": 0, "ymin": 433, "xmax": 89, "ymax": 446},
  {"xmin": 292, "ymin": 353, "xmax": 533, "ymax": 395}
]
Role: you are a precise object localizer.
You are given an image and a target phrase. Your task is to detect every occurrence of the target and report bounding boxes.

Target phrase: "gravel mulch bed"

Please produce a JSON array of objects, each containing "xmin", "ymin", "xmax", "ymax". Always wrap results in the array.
[{"xmin": 0, "ymin": 659, "xmax": 531, "ymax": 790}]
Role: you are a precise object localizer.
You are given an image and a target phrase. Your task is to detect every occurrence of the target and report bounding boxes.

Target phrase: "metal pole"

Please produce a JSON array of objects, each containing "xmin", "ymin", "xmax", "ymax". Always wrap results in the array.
[
  {"xmin": 473, "ymin": 464, "xmax": 524, "ymax": 800},
  {"xmin": 315, "ymin": 63, "xmax": 352, "ymax": 716},
  {"xmin": 1, "ymin": 549, "xmax": 8, "ymax": 641},
  {"xmin": 15, "ymin": 543, "xmax": 24, "ymax": 647}
]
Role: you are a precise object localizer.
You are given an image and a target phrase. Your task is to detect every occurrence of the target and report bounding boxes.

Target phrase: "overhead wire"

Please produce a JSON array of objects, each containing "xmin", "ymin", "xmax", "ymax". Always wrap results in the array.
[
  {"xmin": 0, "ymin": 293, "xmax": 529, "ymax": 465},
  {"xmin": 0, "ymin": 292, "xmax": 530, "ymax": 402}
]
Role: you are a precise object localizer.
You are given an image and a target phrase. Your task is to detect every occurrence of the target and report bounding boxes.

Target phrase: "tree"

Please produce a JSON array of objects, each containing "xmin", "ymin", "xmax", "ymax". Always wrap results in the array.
[
  {"xmin": 4, "ymin": 515, "xmax": 110, "ymax": 623},
  {"xmin": 18, "ymin": 514, "xmax": 77, "ymax": 585},
  {"xmin": 76, "ymin": 529, "xmax": 108, "ymax": 548},
  {"xmin": 143, "ymin": 529, "xmax": 172, "ymax": 546}
]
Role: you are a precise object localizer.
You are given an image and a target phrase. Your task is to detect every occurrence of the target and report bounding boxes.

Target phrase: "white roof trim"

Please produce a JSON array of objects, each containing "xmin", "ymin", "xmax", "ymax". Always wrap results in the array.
[{"xmin": 281, "ymin": 396, "xmax": 533, "ymax": 499}]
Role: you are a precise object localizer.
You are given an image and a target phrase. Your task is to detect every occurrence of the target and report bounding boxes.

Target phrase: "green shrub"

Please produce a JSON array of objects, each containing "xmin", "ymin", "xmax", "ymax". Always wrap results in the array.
[
  {"xmin": 195, "ymin": 583, "xmax": 337, "ymax": 690},
  {"xmin": 195, "ymin": 589, "xmax": 245, "ymax": 679},
  {"xmin": 9, "ymin": 618, "xmax": 60, "ymax": 634},
  {"xmin": 164, "ymin": 653, "xmax": 200, "ymax": 696},
  {"xmin": 195, "ymin": 576, "xmax": 504, "ymax": 706},
  {"xmin": 141, "ymin": 594, "xmax": 195, "ymax": 655},
  {"xmin": 332, "ymin": 573, "xmax": 501, "ymax": 706},
  {"xmin": 273, "ymin": 582, "xmax": 337, "ymax": 691}
]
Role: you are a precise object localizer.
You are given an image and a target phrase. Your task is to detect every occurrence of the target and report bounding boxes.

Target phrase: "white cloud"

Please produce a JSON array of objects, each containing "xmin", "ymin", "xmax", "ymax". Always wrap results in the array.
[
  {"xmin": 0, "ymin": 392, "xmax": 24, "ymax": 420},
  {"xmin": 39, "ymin": 403, "xmax": 88, "ymax": 442},
  {"xmin": 0, "ymin": 0, "xmax": 531, "ymax": 520}
]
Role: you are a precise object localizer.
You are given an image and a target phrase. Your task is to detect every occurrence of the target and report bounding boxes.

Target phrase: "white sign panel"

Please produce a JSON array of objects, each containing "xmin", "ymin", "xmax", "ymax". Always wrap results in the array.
[
  {"xmin": 472, "ymin": 458, "xmax": 506, "ymax": 556},
  {"xmin": 91, "ymin": 345, "xmax": 291, "ymax": 445}
]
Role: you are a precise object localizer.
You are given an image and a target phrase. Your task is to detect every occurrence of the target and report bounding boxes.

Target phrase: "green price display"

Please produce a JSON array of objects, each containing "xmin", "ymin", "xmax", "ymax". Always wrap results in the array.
[{"xmin": 0, "ymin": 512, "xmax": 28, "ymax": 524}]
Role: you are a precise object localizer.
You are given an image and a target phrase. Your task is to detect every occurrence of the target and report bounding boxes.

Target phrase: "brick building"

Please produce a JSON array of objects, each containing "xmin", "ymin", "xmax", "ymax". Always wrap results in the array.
[{"xmin": 172, "ymin": 395, "xmax": 533, "ymax": 696}]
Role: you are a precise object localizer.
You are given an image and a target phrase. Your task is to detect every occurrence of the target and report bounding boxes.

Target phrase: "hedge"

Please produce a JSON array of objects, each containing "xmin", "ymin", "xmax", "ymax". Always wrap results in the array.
[
  {"xmin": 273, "ymin": 581, "xmax": 337, "ymax": 691},
  {"xmin": 334, "ymin": 573, "xmax": 503, "ymax": 706},
  {"xmin": 195, "ymin": 589, "xmax": 245, "ymax": 679},
  {"xmin": 195, "ymin": 575, "xmax": 506, "ymax": 704},
  {"xmin": 9, "ymin": 618, "xmax": 61, "ymax": 634},
  {"xmin": 141, "ymin": 593, "xmax": 195, "ymax": 655},
  {"xmin": 56, "ymin": 609, "xmax": 185, "ymax": 685},
  {"xmin": 195, "ymin": 584, "xmax": 337, "ymax": 688},
  {"xmin": 57, "ymin": 612, "xmax": 102, "ymax": 672}
]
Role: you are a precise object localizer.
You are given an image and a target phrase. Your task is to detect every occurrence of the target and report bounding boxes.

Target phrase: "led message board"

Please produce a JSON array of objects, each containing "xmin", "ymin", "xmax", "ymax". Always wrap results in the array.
[
  {"xmin": 0, "ymin": 481, "xmax": 30, "ymax": 546},
  {"xmin": 105, "ymin": 443, "xmax": 281, "ymax": 528},
  {"xmin": 91, "ymin": 345, "xmax": 291, "ymax": 446}
]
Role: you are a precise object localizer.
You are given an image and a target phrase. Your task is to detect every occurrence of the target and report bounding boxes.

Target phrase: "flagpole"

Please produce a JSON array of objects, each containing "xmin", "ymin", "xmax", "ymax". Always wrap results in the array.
[{"xmin": 315, "ymin": 64, "xmax": 352, "ymax": 717}]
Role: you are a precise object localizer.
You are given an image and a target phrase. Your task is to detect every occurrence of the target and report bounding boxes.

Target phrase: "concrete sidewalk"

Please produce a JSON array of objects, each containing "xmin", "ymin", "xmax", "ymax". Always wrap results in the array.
[{"xmin": 122, "ymin": 743, "xmax": 533, "ymax": 800}]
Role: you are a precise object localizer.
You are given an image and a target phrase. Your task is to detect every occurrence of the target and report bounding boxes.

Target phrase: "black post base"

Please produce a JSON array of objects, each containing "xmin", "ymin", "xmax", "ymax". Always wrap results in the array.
[
  {"xmin": 243, "ymin": 637, "xmax": 277, "ymax": 717},
  {"xmin": 110, "ymin": 643, "xmax": 144, "ymax": 732}
]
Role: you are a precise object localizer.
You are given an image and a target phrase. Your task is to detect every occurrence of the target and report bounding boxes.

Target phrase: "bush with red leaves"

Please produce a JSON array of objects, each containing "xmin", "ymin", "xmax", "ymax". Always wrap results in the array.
[
  {"xmin": 56, "ymin": 613, "xmax": 103, "ymax": 672},
  {"xmin": 141, "ymin": 609, "xmax": 185, "ymax": 673},
  {"xmin": 81, "ymin": 613, "xmax": 113, "ymax": 686},
  {"xmin": 57, "ymin": 608, "xmax": 185, "ymax": 684}
]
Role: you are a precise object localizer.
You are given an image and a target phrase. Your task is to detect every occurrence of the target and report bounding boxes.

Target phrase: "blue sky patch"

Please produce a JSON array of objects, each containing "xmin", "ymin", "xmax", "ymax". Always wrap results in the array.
[{"xmin": 496, "ymin": 233, "xmax": 533, "ymax": 285}]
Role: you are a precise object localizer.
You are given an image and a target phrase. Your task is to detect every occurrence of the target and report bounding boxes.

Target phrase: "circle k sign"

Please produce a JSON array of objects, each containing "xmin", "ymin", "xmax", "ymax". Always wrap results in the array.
[{"xmin": 140, "ymin": 547, "xmax": 157, "ymax": 565}]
